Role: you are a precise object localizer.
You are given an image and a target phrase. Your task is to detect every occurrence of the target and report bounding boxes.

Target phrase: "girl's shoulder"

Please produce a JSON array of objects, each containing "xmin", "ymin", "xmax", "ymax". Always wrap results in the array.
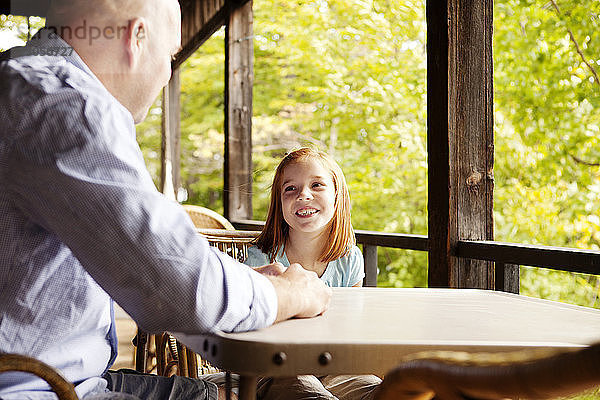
[
  {"xmin": 330, "ymin": 245, "xmax": 362, "ymax": 269},
  {"xmin": 341, "ymin": 245, "xmax": 363, "ymax": 263},
  {"xmin": 322, "ymin": 245, "xmax": 364, "ymax": 287},
  {"xmin": 244, "ymin": 245, "xmax": 270, "ymax": 267},
  {"xmin": 244, "ymin": 245, "xmax": 288, "ymax": 267}
]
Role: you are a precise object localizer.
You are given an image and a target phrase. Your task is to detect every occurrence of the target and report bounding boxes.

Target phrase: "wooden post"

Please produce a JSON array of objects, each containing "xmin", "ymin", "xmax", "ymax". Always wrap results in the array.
[
  {"xmin": 224, "ymin": 0, "xmax": 253, "ymax": 221},
  {"xmin": 160, "ymin": 70, "xmax": 181, "ymax": 200},
  {"xmin": 426, "ymin": 1, "xmax": 451, "ymax": 288},
  {"xmin": 427, "ymin": 0, "xmax": 495, "ymax": 289},
  {"xmin": 495, "ymin": 263, "xmax": 520, "ymax": 294},
  {"xmin": 363, "ymin": 245, "xmax": 378, "ymax": 287}
]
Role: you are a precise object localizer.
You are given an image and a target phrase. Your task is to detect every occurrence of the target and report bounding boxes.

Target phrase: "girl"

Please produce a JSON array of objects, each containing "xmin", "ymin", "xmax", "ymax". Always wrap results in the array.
[
  {"xmin": 245, "ymin": 147, "xmax": 381, "ymax": 400},
  {"xmin": 246, "ymin": 147, "xmax": 363, "ymax": 287}
]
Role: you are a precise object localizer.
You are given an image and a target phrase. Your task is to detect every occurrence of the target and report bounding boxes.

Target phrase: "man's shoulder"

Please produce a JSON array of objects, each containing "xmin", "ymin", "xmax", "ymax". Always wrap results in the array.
[
  {"xmin": 1, "ymin": 52, "xmax": 98, "ymax": 105},
  {"xmin": 0, "ymin": 52, "xmax": 130, "ymax": 161},
  {"xmin": 1, "ymin": 51, "xmax": 127, "ymax": 135}
]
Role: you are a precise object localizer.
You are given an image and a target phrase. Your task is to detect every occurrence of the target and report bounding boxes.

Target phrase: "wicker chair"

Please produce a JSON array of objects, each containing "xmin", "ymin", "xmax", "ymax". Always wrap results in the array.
[
  {"xmin": 0, "ymin": 353, "xmax": 79, "ymax": 400},
  {"xmin": 182, "ymin": 205, "xmax": 235, "ymax": 230},
  {"xmin": 373, "ymin": 342, "xmax": 600, "ymax": 400},
  {"xmin": 198, "ymin": 228, "xmax": 261, "ymax": 262},
  {"xmin": 172, "ymin": 228, "xmax": 261, "ymax": 377}
]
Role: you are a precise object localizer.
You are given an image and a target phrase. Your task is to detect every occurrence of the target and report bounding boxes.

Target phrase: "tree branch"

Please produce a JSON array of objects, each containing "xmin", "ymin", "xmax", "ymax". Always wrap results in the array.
[
  {"xmin": 549, "ymin": 0, "xmax": 600, "ymax": 87},
  {"xmin": 569, "ymin": 153, "xmax": 600, "ymax": 167}
]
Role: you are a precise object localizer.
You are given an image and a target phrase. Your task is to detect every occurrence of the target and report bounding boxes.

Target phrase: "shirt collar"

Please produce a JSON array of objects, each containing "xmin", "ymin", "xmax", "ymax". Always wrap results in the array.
[{"xmin": 26, "ymin": 27, "xmax": 103, "ymax": 88}]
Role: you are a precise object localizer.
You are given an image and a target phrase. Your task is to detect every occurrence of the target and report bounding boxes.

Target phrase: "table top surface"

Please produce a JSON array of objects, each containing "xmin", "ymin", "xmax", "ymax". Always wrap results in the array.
[{"xmin": 176, "ymin": 288, "xmax": 600, "ymax": 376}]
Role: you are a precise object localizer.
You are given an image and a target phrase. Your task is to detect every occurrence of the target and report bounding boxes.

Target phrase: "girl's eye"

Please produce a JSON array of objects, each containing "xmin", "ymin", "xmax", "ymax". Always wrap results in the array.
[
  {"xmin": 283, "ymin": 186, "xmax": 296, "ymax": 192},
  {"xmin": 312, "ymin": 182, "xmax": 324, "ymax": 188}
]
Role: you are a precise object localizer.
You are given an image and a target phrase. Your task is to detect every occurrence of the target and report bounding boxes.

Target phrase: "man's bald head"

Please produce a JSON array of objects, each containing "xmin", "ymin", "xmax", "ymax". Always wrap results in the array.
[
  {"xmin": 46, "ymin": 0, "xmax": 179, "ymax": 45},
  {"xmin": 47, "ymin": 0, "xmax": 172, "ymax": 27},
  {"xmin": 45, "ymin": 0, "xmax": 182, "ymax": 123}
]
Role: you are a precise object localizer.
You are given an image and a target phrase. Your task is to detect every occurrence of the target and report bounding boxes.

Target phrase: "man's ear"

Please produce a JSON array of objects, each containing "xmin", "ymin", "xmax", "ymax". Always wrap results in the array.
[{"xmin": 125, "ymin": 17, "xmax": 146, "ymax": 68}]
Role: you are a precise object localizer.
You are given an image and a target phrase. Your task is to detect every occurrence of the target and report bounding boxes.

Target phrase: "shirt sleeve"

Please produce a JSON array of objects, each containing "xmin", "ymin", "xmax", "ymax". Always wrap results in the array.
[
  {"xmin": 3, "ymin": 68, "xmax": 277, "ymax": 334},
  {"xmin": 346, "ymin": 246, "xmax": 366, "ymax": 287}
]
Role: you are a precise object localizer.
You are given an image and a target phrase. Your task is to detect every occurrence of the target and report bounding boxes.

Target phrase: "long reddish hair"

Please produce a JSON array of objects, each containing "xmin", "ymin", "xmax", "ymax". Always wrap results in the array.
[{"xmin": 254, "ymin": 147, "xmax": 355, "ymax": 263}]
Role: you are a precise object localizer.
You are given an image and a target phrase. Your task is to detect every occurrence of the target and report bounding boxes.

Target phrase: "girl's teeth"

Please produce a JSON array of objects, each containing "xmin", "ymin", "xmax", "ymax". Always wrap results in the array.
[{"xmin": 297, "ymin": 209, "xmax": 317, "ymax": 216}]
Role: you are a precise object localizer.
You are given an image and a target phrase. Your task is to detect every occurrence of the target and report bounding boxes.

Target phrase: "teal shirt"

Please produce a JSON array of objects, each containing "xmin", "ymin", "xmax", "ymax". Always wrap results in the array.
[{"xmin": 244, "ymin": 245, "xmax": 365, "ymax": 287}]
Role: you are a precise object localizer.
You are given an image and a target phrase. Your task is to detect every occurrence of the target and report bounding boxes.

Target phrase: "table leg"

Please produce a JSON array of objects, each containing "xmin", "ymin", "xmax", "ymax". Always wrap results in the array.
[
  {"xmin": 225, "ymin": 371, "xmax": 232, "ymax": 400},
  {"xmin": 238, "ymin": 375, "xmax": 257, "ymax": 400}
]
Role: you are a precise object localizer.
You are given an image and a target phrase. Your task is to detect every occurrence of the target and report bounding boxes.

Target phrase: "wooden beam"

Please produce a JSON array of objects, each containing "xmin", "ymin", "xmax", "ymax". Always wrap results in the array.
[
  {"xmin": 427, "ymin": 0, "xmax": 495, "ymax": 288},
  {"xmin": 223, "ymin": 0, "xmax": 253, "ymax": 220},
  {"xmin": 160, "ymin": 70, "xmax": 181, "ymax": 200},
  {"xmin": 356, "ymin": 231, "xmax": 429, "ymax": 252},
  {"xmin": 173, "ymin": 0, "xmax": 252, "ymax": 71},
  {"xmin": 458, "ymin": 240, "xmax": 600, "ymax": 276},
  {"xmin": 173, "ymin": 0, "xmax": 227, "ymax": 70},
  {"xmin": 0, "ymin": 0, "xmax": 49, "ymax": 17},
  {"xmin": 450, "ymin": 0, "xmax": 495, "ymax": 289},
  {"xmin": 495, "ymin": 263, "xmax": 520, "ymax": 294}
]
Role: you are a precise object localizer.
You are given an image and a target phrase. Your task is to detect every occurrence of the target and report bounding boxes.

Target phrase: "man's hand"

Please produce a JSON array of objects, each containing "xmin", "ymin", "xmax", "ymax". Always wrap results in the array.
[{"xmin": 265, "ymin": 263, "xmax": 332, "ymax": 323}]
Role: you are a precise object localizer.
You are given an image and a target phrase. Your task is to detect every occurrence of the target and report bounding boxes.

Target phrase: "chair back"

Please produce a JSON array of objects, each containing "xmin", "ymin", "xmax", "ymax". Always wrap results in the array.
[
  {"xmin": 182, "ymin": 205, "xmax": 235, "ymax": 230},
  {"xmin": 198, "ymin": 228, "xmax": 260, "ymax": 262},
  {"xmin": 373, "ymin": 343, "xmax": 600, "ymax": 400},
  {"xmin": 174, "ymin": 229, "xmax": 261, "ymax": 377},
  {"xmin": 0, "ymin": 353, "xmax": 79, "ymax": 400}
]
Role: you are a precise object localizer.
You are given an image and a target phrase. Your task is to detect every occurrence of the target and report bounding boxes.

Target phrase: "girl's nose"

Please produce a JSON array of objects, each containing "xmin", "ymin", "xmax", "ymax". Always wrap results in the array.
[{"xmin": 297, "ymin": 187, "xmax": 313, "ymax": 201}]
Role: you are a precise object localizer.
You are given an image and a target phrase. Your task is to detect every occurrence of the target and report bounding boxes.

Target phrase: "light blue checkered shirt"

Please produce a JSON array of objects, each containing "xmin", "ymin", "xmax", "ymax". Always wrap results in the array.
[{"xmin": 0, "ymin": 29, "xmax": 277, "ymax": 399}]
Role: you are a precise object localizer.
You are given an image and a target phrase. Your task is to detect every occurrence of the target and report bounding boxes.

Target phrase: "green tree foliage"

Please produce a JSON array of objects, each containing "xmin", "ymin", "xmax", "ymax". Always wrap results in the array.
[
  {"xmin": 493, "ymin": 0, "xmax": 600, "ymax": 307},
  {"xmin": 178, "ymin": 34, "xmax": 226, "ymax": 211}
]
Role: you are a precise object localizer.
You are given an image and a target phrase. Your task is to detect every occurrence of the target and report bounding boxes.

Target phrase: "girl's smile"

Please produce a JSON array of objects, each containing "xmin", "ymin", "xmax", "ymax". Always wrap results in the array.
[{"xmin": 296, "ymin": 207, "xmax": 319, "ymax": 217}]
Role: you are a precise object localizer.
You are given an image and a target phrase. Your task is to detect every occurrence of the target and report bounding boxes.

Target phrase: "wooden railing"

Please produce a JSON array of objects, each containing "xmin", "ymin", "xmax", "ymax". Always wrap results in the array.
[
  {"xmin": 355, "ymin": 231, "xmax": 427, "ymax": 287},
  {"xmin": 232, "ymin": 219, "xmax": 600, "ymax": 290}
]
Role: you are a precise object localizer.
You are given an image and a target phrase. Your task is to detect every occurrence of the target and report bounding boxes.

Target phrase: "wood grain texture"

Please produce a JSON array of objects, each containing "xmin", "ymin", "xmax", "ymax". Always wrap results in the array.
[
  {"xmin": 174, "ymin": 0, "xmax": 227, "ymax": 69},
  {"xmin": 224, "ymin": 0, "xmax": 253, "ymax": 220},
  {"xmin": 450, "ymin": 0, "xmax": 494, "ymax": 289},
  {"xmin": 427, "ymin": 0, "xmax": 495, "ymax": 289}
]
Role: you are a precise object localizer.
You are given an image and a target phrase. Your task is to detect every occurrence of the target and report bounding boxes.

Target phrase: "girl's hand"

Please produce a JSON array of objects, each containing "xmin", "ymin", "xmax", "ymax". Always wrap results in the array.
[{"xmin": 253, "ymin": 262, "xmax": 285, "ymax": 276}]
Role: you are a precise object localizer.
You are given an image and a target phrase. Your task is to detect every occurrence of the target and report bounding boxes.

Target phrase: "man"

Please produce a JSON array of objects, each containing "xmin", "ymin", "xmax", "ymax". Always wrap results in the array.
[{"xmin": 0, "ymin": 0, "xmax": 331, "ymax": 399}]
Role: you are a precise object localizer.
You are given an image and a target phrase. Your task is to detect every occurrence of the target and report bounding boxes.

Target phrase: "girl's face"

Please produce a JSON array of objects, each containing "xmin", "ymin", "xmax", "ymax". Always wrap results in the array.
[{"xmin": 280, "ymin": 158, "xmax": 336, "ymax": 236}]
